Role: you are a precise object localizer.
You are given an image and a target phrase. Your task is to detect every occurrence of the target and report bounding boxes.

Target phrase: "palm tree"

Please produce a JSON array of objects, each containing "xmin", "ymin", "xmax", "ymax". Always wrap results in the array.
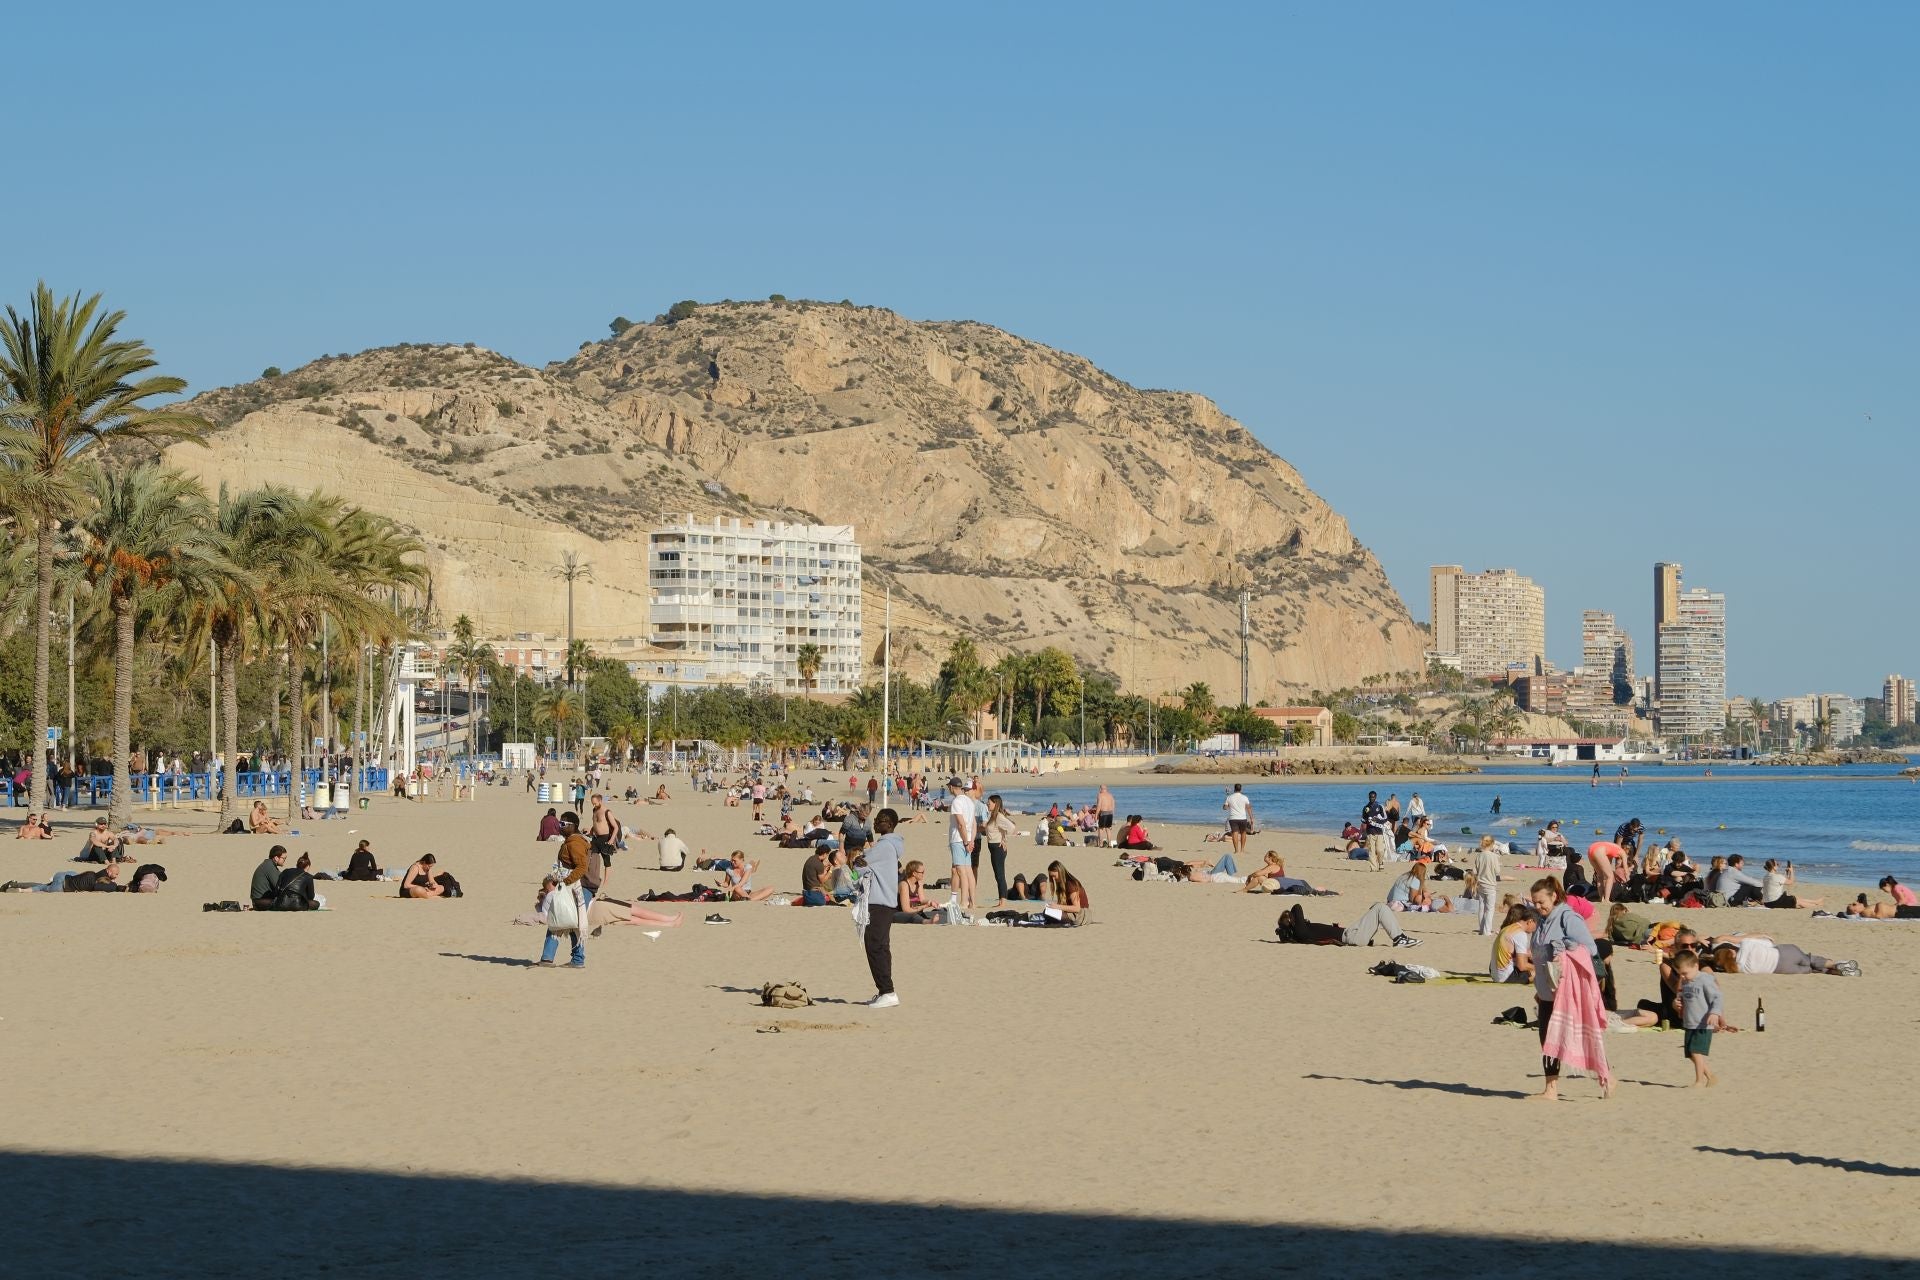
[
  {"xmin": 533, "ymin": 686, "xmax": 580, "ymax": 756},
  {"xmin": 794, "ymin": 642, "xmax": 823, "ymax": 698},
  {"xmin": 0, "ymin": 285, "xmax": 209, "ymax": 808},
  {"xmin": 182, "ymin": 486, "xmax": 297, "ymax": 826},
  {"xmin": 76, "ymin": 465, "xmax": 230, "ymax": 827},
  {"xmin": 446, "ymin": 615, "xmax": 494, "ymax": 758},
  {"xmin": 263, "ymin": 496, "xmax": 423, "ymax": 818},
  {"xmin": 1023, "ymin": 646, "xmax": 1080, "ymax": 733}
]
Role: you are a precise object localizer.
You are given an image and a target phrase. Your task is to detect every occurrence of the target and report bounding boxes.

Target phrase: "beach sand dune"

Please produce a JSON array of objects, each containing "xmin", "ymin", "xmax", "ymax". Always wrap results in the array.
[{"xmin": 1, "ymin": 778, "xmax": 1915, "ymax": 1275}]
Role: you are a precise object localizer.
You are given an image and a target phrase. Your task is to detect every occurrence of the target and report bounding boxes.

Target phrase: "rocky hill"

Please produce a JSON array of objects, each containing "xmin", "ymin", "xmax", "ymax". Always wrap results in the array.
[{"xmin": 165, "ymin": 300, "xmax": 1427, "ymax": 694}]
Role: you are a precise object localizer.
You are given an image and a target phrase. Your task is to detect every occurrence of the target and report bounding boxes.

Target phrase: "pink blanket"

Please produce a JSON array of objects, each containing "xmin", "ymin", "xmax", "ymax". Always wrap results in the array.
[{"xmin": 1542, "ymin": 946, "xmax": 1611, "ymax": 1083}]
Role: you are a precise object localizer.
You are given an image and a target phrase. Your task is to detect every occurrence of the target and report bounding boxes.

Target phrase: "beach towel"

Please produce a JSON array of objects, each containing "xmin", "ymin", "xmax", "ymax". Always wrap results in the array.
[{"xmin": 1541, "ymin": 947, "xmax": 1611, "ymax": 1084}]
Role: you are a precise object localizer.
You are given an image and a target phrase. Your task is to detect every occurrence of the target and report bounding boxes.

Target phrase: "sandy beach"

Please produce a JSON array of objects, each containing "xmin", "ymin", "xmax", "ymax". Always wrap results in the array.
[{"xmin": 2, "ymin": 773, "xmax": 1916, "ymax": 1277}]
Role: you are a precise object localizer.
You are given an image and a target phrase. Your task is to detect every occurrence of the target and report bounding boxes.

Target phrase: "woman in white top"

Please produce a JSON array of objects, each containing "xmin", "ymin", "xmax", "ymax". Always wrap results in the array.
[
  {"xmin": 1489, "ymin": 902, "xmax": 1535, "ymax": 982},
  {"xmin": 1759, "ymin": 858, "xmax": 1821, "ymax": 909}
]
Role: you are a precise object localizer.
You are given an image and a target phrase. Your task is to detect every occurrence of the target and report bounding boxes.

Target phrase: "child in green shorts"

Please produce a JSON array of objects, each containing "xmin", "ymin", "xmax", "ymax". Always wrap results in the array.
[{"xmin": 1671, "ymin": 950, "xmax": 1729, "ymax": 1087}]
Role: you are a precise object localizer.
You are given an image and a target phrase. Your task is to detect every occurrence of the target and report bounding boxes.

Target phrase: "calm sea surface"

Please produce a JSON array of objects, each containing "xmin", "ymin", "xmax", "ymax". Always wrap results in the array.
[{"xmin": 992, "ymin": 757, "xmax": 1920, "ymax": 887}]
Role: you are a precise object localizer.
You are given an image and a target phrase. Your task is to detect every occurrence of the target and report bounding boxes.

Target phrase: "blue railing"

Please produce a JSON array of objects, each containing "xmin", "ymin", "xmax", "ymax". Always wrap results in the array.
[{"xmin": 3, "ymin": 767, "xmax": 392, "ymax": 807}]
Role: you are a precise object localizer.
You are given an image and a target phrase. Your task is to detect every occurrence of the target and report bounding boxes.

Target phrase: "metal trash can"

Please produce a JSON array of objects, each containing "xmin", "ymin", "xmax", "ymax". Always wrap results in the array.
[
  {"xmin": 359, "ymin": 796, "xmax": 370, "ymax": 810},
  {"xmin": 538, "ymin": 783, "xmax": 553, "ymax": 803}
]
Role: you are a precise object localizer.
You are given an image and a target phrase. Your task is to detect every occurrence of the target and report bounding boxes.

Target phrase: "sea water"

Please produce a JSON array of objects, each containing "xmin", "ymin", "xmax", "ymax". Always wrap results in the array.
[{"xmin": 992, "ymin": 757, "xmax": 1920, "ymax": 887}]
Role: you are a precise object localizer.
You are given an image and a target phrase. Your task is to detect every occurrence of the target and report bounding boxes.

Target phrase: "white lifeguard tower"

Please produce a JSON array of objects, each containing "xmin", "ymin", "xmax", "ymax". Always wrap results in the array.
[{"xmin": 384, "ymin": 643, "xmax": 427, "ymax": 777}]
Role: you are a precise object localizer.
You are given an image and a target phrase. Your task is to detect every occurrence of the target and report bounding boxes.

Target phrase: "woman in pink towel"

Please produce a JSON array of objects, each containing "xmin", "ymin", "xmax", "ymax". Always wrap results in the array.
[{"xmin": 1527, "ymin": 876, "xmax": 1612, "ymax": 1101}]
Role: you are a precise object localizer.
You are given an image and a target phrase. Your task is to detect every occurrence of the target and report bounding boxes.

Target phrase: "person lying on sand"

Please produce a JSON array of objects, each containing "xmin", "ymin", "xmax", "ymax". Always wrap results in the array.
[
  {"xmin": 3, "ymin": 863, "xmax": 124, "ymax": 892},
  {"xmin": 1273, "ymin": 901, "xmax": 1421, "ymax": 948},
  {"xmin": 1231, "ymin": 851, "xmax": 1334, "ymax": 895},
  {"xmin": 1704, "ymin": 933, "xmax": 1860, "ymax": 976}
]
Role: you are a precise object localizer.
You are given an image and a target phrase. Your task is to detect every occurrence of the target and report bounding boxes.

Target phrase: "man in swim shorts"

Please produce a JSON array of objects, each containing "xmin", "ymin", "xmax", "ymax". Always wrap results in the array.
[{"xmin": 946, "ymin": 777, "xmax": 977, "ymax": 912}]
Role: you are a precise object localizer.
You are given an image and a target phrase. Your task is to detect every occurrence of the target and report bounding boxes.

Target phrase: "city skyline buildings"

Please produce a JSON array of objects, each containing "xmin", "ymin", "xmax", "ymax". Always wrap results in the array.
[
  {"xmin": 1655, "ymin": 581, "xmax": 1728, "ymax": 739},
  {"xmin": 1426, "ymin": 566, "xmax": 1546, "ymax": 678}
]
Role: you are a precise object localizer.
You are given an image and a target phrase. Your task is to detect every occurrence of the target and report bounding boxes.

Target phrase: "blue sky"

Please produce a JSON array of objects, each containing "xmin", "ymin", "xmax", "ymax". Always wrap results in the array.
[{"xmin": 8, "ymin": 2, "xmax": 1913, "ymax": 697}]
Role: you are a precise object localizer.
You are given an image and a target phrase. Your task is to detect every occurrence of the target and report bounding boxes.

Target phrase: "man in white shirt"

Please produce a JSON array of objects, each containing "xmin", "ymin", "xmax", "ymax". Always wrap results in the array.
[
  {"xmin": 657, "ymin": 828, "xmax": 688, "ymax": 872},
  {"xmin": 1222, "ymin": 783, "xmax": 1254, "ymax": 858},
  {"xmin": 946, "ymin": 776, "xmax": 977, "ymax": 912}
]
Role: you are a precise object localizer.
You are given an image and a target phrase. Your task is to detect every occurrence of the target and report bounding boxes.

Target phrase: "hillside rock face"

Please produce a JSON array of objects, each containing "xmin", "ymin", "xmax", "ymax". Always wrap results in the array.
[{"xmin": 167, "ymin": 303, "xmax": 1426, "ymax": 694}]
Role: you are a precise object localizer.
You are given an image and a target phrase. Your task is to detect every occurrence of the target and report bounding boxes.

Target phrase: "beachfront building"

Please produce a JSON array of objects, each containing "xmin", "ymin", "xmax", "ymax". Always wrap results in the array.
[
  {"xmin": 1822, "ymin": 694, "xmax": 1866, "ymax": 746},
  {"xmin": 1427, "ymin": 566, "xmax": 1546, "ymax": 678},
  {"xmin": 1252, "ymin": 706, "xmax": 1334, "ymax": 747},
  {"xmin": 1653, "ymin": 567, "xmax": 1727, "ymax": 740},
  {"xmin": 1885, "ymin": 674, "xmax": 1916, "ymax": 727},
  {"xmin": 1488, "ymin": 735, "xmax": 1631, "ymax": 765},
  {"xmin": 1580, "ymin": 610, "xmax": 1634, "ymax": 703},
  {"xmin": 646, "ymin": 515, "xmax": 862, "ymax": 694}
]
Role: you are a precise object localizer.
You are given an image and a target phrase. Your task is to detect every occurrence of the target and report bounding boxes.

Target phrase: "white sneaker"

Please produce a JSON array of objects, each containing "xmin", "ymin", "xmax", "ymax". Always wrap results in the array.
[{"xmin": 866, "ymin": 992, "xmax": 900, "ymax": 1008}]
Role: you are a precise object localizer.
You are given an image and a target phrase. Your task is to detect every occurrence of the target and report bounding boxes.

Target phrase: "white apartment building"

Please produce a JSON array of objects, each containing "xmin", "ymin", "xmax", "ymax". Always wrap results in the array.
[
  {"xmin": 1653, "ymin": 568, "xmax": 1727, "ymax": 740},
  {"xmin": 646, "ymin": 515, "xmax": 862, "ymax": 694},
  {"xmin": 1429, "ymin": 566, "xmax": 1545, "ymax": 677}
]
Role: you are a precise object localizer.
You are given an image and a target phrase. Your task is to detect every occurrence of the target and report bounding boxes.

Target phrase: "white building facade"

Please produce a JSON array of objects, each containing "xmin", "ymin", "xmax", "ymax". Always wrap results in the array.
[
  {"xmin": 646, "ymin": 515, "xmax": 862, "ymax": 694},
  {"xmin": 1429, "ymin": 566, "xmax": 1546, "ymax": 677},
  {"xmin": 1655, "ymin": 587, "xmax": 1727, "ymax": 739}
]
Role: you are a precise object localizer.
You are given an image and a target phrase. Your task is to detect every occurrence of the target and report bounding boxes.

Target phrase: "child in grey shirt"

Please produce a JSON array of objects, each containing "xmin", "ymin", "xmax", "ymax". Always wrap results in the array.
[{"xmin": 1672, "ymin": 950, "xmax": 1728, "ymax": 1087}]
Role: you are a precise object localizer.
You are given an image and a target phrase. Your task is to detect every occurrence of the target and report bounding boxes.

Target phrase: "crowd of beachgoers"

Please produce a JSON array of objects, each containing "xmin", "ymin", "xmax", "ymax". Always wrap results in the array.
[{"xmin": 12, "ymin": 753, "xmax": 1914, "ymax": 1095}]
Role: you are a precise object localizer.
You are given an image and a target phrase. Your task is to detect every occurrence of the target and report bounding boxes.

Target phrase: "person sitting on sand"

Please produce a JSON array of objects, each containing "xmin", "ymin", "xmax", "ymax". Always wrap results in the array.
[
  {"xmin": 1759, "ymin": 859, "xmax": 1818, "ymax": 910},
  {"xmin": 16, "ymin": 813, "xmax": 51, "ymax": 840},
  {"xmin": 249, "ymin": 801, "xmax": 285, "ymax": 836},
  {"xmin": 80, "ymin": 816, "xmax": 127, "ymax": 863},
  {"xmin": 1340, "ymin": 822, "xmax": 1365, "ymax": 857},
  {"xmin": 1273, "ymin": 900, "xmax": 1420, "ymax": 948},
  {"xmin": 250, "ymin": 846, "xmax": 289, "ymax": 907},
  {"xmin": 1033, "ymin": 861, "xmax": 1090, "ymax": 925},
  {"xmin": 1882, "ymin": 876, "xmax": 1918, "ymax": 909},
  {"xmin": 1711, "ymin": 854, "xmax": 1767, "ymax": 908},
  {"xmin": 342, "ymin": 840, "xmax": 384, "ymax": 881},
  {"xmin": 652, "ymin": 784, "xmax": 670, "ymax": 802},
  {"xmin": 1705, "ymin": 933, "xmax": 1860, "ymax": 976},
  {"xmin": 1387, "ymin": 862, "xmax": 1428, "ymax": 909},
  {"xmin": 1491, "ymin": 903, "xmax": 1537, "ymax": 982},
  {"xmin": 1117, "ymin": 816, "xmax": 1155, "ymax": 852},
  {"xmin": 800, "ymin": 841, "xmax": 837, "ymax": 906},
  {"xmin": 275, "ymin": 853, "xmax": 324, "ymax": 911},
  {"xmin": 716, "ymin": 852, "xmax": 774, "ymax": 903},
  {"xmin": 536, "ymin": 808, "xmax": 563, "ymax": 841},
  {"xmin": 894, "ymin": 860, "xmax": 946, "ymax": 923},
  {"xmin": 400, "ymin": 853, "xmax": 447, "ymax": 899}
]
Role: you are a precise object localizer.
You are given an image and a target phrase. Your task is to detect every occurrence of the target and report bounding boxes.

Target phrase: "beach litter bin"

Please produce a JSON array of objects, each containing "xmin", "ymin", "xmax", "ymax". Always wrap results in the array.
[
  {"xmin": 538, "ymin": 782, "xmax": 553, "ymax": 803},
  {"xmin": 359, "ymin": 796, "xmax": 370, "ymax": 810}
]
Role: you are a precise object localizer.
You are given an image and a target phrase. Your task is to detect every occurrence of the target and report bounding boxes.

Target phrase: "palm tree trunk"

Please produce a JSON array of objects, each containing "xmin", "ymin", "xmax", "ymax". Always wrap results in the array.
[
  {"xmin": 30, "ymin": 518, "xmax": 54, "ymax": 811},
  {"xmin": 108, "ymin": 598, "xmax": 137, "ymax": 829},
  {"xmin": 286, "ymin": 636, "xmax": 304, "ymax": 822},
  {"xmin": 218, "ymin": 634, "xmax": 241, "ymax": 827}
]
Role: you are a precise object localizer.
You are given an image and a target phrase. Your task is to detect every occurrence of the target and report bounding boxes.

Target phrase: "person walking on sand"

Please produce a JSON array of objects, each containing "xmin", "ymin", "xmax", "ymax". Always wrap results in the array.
[
  {"xmin": 1223, "ymin": 783, "xmax": 1253, "ymax": 859},
  {"xmin": 860, "ymin": 809, "xmax": 903, "ymax": 1008},
  {"xmin": 1671, "ymin": 949, "xmax": 1728, "ymax": 1087},
  {"xmin": 1361, "ymin": 791, "xmax": 1391, "ymax": 871}
]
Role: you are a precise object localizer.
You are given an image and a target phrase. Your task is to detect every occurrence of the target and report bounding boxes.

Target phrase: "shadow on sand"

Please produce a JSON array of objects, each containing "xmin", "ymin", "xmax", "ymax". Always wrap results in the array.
[
  {"xmin": 3, "ymin": 1149, "xmax": 1909, "ymax": 1278},
  {"xmin": 1301, "ymin": 1073, "xmax": 1529, "ymax": 1100},
  {"xmin": 1696, "ymin": 1146, "xmax": 1920, "ymax": 1178}
]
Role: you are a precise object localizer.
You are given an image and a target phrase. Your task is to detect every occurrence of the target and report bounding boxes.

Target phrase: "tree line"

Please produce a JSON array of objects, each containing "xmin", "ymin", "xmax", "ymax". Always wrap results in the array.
[{"xmin": 0, "ymin": 284, "xmax": 426, "ymax": 828}]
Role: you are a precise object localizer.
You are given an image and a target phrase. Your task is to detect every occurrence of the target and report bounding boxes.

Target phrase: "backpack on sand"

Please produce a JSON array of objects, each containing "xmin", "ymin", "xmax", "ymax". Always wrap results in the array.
[{"xmin": 760, "ymin": 981, "xmax": 811, "ymax": 1009}]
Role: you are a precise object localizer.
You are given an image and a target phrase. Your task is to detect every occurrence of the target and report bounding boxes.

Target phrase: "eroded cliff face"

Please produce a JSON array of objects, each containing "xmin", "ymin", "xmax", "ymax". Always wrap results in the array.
[{"xmin": 168, "ymin": 304, "xmax": 1426, "ymax": 694}]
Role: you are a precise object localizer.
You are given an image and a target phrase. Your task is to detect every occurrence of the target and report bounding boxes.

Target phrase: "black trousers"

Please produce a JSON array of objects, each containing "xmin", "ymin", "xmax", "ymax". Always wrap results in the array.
[
  {"xmin": 987, "ymin": 843, "xmax": 1009, "ymax": 900},
  {"xmin": 864, "ymin": 904, "xmax": 895, "ymax": 995},
  {"xmin": 1537, "ymin": 997, "xmax": 1558, "ymax": 1078}
]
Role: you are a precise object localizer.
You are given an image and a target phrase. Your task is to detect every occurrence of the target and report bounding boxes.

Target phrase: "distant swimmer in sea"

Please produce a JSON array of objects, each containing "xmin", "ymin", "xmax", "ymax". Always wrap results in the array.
[{"xmin": 1490, "ymin": 795, "xmax": 1502, "ymax": 816}]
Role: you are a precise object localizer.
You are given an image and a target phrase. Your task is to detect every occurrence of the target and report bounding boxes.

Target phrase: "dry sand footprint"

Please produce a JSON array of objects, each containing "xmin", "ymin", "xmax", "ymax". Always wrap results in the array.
[{"xmin": 754, "ymin": 1020, "xmax": 866, "ymax": 1034}]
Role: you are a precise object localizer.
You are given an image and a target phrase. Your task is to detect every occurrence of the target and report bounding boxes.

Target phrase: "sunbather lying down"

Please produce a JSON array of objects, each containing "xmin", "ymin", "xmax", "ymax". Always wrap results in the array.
[
  {"xmin": 1235, "ymin": 852, "xmax": 1334, "ymax": 895},
  {"xmin": 1272, "ymin": 902, "xmax": 1421, "ymax": 949}
]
